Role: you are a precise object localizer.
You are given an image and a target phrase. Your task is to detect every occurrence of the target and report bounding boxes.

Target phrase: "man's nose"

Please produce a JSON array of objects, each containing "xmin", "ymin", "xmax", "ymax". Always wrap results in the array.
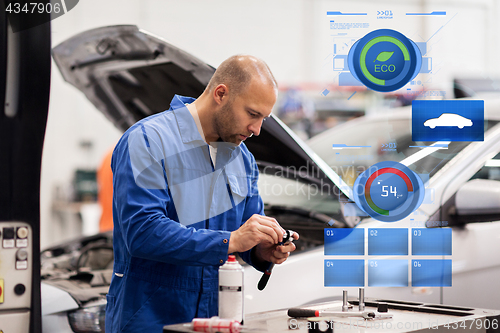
[{"xmin": 248, "ymin": 119, "xmax": 264, "ymax": 137}]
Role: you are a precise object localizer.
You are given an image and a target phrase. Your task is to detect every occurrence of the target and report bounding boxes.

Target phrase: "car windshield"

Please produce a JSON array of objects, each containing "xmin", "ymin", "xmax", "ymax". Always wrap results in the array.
[{"xmin": 307, "ymin": 115, "xmax": 498, "ymax": 188}]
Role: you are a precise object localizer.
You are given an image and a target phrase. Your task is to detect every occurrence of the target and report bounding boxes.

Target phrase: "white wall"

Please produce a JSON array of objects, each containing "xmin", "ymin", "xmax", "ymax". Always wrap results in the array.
[{"xmin": 41, "ymin": 0, "xmax": 500, "ymax": 248}]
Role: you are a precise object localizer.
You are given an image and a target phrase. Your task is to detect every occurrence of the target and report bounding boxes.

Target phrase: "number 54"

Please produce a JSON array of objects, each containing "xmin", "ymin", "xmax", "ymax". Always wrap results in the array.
[{"xmin": 382, "ymin": 185, "xmax": 397, "ymax": 197}]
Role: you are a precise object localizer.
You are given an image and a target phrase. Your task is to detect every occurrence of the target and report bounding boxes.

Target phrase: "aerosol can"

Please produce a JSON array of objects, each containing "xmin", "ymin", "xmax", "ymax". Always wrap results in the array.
[{"xmin": 218, "ymin": 255, "xmax": 244, "ymax": 323}]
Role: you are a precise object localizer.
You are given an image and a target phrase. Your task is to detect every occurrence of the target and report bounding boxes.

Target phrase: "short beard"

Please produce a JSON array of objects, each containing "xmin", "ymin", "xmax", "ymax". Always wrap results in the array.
[{"xmin": 213, "ymin": 101, "xmax": 239, "ymax": 145}]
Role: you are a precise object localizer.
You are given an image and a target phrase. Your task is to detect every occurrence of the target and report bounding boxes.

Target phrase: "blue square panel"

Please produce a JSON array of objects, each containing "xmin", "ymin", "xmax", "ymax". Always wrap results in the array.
[
  {"xmin": 368, "ymin": 259, "xmax": 408, "ymax": 287},
  {"xmin": 324, "ymin": 228, "xmax": 364, "ymax": 255},
  {"xmin": 412, "ymin": 259, "xmax": 452, "ymax": 287},
  {"xmin": 368, "ymin": 228, "xmax": 408, "ymax": 255},
  {"xmin": 412, "ymin": 100, "xmax": 484, "ymax": 141},
  {"xmin": 412, "ymin": 228, "xmax": 452, "ymax": 255},
  {"xmin": 325, "ymin": 260, "xmax": 364, "ymax": 287}
]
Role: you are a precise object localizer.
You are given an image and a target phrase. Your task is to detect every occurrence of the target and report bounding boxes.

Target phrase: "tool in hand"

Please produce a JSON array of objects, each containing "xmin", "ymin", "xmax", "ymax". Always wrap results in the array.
[{"xmin": 257, "ymin": 229, "xmax": 296, "ymax": 291}]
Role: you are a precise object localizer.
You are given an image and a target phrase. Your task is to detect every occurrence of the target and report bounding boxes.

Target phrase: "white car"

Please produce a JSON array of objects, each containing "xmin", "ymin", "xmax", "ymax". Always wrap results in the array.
[
  {"xmin": 243, "ymin": 101, "xmax": 500, "ymax": 313},
  {"xmin": 424, "ymin": 113, "xmax": 473, "ymax": 129},
  {"xmin": 43, "ymin": 25, "xmax": 500, "ymax": 332}
]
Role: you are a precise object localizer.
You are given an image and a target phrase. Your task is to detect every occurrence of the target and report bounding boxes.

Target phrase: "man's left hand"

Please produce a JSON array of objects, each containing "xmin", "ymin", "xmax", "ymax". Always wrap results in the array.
[{"xmin": 254, "ymin": 232, "xmax": 300, "ymax": 264}]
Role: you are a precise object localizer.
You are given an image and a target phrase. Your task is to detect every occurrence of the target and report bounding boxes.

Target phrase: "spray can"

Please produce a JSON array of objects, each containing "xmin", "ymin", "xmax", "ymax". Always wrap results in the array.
[{"xmin": 219, "ymin": 255, "xmax": 244, "ymax": 323}]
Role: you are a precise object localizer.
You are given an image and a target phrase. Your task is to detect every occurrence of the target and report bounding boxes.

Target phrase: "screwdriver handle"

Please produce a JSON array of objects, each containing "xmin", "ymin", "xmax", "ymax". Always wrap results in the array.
[
  {"xmin": 257, "ymin": 230, "xmax": 296, "ymax": 291},
  {"xmin": 257, "ymin": 269, "xmax": 272, "ymax": 291}
]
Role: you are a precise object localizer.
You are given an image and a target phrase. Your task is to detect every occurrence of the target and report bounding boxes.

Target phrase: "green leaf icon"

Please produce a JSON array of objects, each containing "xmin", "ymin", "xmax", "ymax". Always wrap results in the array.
[{"xmin": 374, "ymin": 51, "xmax": 394, "ymax": 62}]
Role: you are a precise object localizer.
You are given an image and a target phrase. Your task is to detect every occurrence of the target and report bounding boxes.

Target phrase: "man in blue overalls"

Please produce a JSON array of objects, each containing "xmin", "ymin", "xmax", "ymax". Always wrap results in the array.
[{"xmin": 105, "ymin": 55, "xmax": 299, "ymax": 332}]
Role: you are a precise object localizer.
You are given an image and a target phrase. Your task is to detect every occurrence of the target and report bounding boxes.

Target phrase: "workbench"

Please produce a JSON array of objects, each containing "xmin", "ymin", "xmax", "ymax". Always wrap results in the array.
[{"xmin": 163, "ymin": 298, "xmax": 500, "ymax": 332}]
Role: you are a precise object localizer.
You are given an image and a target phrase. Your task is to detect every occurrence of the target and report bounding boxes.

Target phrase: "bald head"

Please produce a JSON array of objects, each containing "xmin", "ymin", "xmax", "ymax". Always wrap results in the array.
[
  {"xmin": 194, "ymin": 55, "xmax": 277, "ymax": 144},
  {"xmin": 206, "ymin": 55, "xmax": 277, "ymax": 98}
]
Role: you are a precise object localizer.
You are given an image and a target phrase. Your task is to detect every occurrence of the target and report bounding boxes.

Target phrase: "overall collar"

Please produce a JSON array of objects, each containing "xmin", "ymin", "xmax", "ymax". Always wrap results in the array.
[
  {"xmin": 170, "ymin": 95, "xmax": 240, "ymax": 162},
  {"xmin": 170, "ymin": 95, "xmax": 204, "ymax": 144}
]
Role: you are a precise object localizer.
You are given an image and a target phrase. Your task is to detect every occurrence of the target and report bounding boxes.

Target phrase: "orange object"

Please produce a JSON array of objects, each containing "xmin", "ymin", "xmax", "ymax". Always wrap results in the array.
[
  {"xmin": 97, "ymin": 149, "xmax": 114, "ymax": 232},
  {"xmin": 0, "ymin": 279, "xmax": 4, "ymax": 303}
]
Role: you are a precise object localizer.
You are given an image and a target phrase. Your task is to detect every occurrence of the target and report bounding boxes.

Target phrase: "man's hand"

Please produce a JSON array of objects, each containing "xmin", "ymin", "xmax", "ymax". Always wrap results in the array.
[
  {"xmin": 228, "ymin": 214, "xmax": 285, "ymax": 254},
  {"xmin": 228, "ymin": 214, "xmax": 300, "ymax": 265},
  {"xmin": 254, "ymin": 232, "xmax": 299, "ymax": 264}
]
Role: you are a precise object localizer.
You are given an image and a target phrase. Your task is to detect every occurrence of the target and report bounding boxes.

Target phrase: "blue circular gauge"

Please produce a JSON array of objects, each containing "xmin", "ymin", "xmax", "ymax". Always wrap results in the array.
[
  {"xmin": 348, "ymin": 29, "xmax": 421, "ymax": 92},
  {"xmin": 353, "ymin": 161, "xmax": 425, "ymax": 222},
  {"xmin": 370, "ymin": 172, "xmax": 409, "ymax": 211}
]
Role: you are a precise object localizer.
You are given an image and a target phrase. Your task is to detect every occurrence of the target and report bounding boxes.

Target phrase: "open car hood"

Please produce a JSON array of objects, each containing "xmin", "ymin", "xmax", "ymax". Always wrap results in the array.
[{"xmin": 52, "ymin": 25, "xmax": 350, "ymax": 200}]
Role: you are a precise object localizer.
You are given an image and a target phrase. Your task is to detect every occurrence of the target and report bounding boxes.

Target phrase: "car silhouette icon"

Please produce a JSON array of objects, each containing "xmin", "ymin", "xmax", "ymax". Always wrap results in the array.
[{"xmin": 424, "ymin": 113, "xmax": 473, "ymax": 129}]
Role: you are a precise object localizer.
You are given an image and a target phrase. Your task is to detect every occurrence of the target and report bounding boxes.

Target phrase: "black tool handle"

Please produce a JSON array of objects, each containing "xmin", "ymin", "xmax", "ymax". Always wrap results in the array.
[
  {"xmin": 287, "ymin": 308, "xmax": 317, "ymax": 318},
  {"xmin": 257, "ymin": 230, "xmax": 295, "ymax": 291},
  {"xmin": 257, "ymin": 272, "xmax": 271, "ymax": 290}
]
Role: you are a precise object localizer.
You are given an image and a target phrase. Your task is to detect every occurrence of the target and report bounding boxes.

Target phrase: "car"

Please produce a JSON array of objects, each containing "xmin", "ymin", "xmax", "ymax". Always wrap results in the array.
[
  {"xmin": 243, "ymin": 100, "xmax": 500, "ymax": 313},
  {"xmin": 43, "ymin": 25, "xmax": 500, "ymax": 332},
  {"xmin": 424, "ymin": 113, "xmax": 473, "ymax": 129},
  {"xmin": 41, "ymin": 232, "xmax": 113, "ymax": 332},
  {"xmin": 301, "ymin": 103, "xmax": 500, "ymax": 310}
]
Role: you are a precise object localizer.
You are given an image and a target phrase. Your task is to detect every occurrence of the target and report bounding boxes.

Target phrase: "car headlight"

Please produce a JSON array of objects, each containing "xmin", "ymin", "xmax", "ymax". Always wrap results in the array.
[{"xmin": 67, "ymin": 299, "xmax": 106, "ymax": 333}]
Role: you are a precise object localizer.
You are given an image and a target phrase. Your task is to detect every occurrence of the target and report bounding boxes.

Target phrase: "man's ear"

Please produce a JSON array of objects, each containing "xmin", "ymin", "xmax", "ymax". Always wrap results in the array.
[{"xmin": 213, "ymin": 84, "xmax": 229, "ymax": 105}]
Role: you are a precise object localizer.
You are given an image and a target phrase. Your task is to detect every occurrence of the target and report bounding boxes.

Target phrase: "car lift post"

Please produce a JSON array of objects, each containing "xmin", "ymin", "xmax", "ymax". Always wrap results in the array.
[{"xmin": 0, "ymin": 3, "xmax": 51, "ymax": 332}]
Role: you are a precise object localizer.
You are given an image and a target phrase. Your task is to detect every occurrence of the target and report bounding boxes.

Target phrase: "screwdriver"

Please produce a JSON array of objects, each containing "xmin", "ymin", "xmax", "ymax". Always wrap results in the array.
[
  {"xmin": 257, "ymin": 230, "xmax": 296, "ymax": 291},
  {"xmin": 287, "ymin": 308, "xmax": 393, "ymax": 320}
]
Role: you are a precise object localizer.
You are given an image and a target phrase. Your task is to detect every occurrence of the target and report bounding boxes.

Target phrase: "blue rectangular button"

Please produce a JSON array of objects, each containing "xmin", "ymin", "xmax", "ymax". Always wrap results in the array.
[
  {"xmin": 324, "ymin": 228, "xmax": 364, "ymax": 255},
  {"xmin": 412, "ymin": 228, "xmax": 452, "ymax": 255},
  {"xmin": 368, "ymin": 228, "xmax": 408, "ymax": 255},
  {"xmin": 368, "ymin": 259, "xmax": 408, "ymax": 287},
  {"xmin": 324, "ymin": 260, "xmax": 364, "ymax": 287},
  {"xmin": 412, "ymin": 259, "xmax": 452, "ymax": 287},
  {"xmin": 412, "ymin": 100, "xmax": 484, "ymax": 142}
]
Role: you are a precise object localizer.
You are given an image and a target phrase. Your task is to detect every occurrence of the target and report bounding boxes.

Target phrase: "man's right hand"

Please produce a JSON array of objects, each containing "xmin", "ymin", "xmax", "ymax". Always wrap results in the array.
[{"xmin": 228, "ymin": 214, "xmax": 285, "ymax": 254}]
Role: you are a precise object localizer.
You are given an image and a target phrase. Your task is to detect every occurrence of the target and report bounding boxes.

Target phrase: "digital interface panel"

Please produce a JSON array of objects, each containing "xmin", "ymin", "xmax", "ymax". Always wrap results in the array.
[
  {"xmin": 328, "ymin": 10, "xmax": 445, "ymax": 94},
  {"xmin": 324, "ymin": 228, "xmax": 452, "ymax": 287},
  {"xmin": 322, "ymin": 8, "xmax": 461, "ymax": 289}
]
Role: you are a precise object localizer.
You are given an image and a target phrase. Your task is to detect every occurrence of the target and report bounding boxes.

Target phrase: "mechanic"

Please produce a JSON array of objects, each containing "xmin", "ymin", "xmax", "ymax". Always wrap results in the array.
[{"xmin": 105, "ymin": 55, "xmax": 299, "ymax": 332}]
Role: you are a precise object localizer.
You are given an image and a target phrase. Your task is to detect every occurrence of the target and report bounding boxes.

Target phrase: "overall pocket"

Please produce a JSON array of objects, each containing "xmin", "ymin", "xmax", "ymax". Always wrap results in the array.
[{"xmin": 227, "ymin": 174, "xmax": 249, "ymax": 204}]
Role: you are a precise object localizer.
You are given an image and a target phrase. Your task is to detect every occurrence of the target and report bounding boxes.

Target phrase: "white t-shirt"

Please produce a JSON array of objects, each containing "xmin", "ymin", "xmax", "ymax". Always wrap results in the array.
[{"xmin": 186, "ymin": 103, "xmax": 217, "ymax": 166}]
